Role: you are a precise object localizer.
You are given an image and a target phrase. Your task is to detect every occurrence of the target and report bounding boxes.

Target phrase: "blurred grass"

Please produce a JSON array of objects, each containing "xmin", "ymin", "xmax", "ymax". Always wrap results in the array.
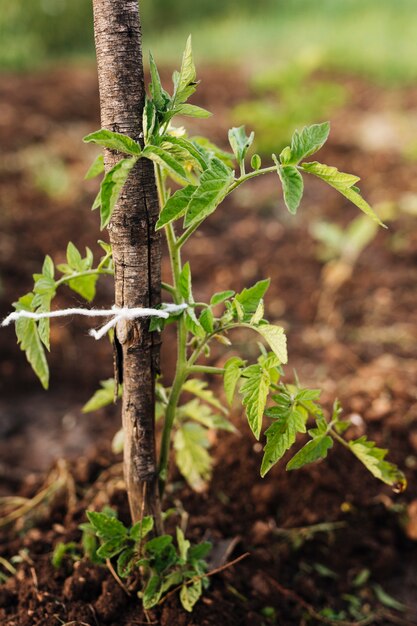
[{"xmin": 0, "ymin": 0, "xmax": 417, "ymax": 85}]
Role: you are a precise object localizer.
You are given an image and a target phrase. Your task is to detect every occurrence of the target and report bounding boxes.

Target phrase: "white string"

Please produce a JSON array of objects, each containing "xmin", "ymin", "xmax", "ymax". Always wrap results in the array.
[{"xmin": 1, "ymin": 303, "xmax": 188, "ymax": 341}]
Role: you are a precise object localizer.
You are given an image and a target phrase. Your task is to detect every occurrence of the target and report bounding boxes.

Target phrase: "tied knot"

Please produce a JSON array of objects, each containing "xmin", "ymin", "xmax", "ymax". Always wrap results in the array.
[{"xmin": 1, "ymin": 303, "xmax": 188, "ymax": 341}]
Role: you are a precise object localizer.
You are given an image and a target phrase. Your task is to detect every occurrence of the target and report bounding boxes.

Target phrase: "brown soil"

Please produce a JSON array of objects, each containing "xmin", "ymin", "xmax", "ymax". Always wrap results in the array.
[{"xmin": 0, "ymin": 65, "xmax": 417, "ymax": 625}]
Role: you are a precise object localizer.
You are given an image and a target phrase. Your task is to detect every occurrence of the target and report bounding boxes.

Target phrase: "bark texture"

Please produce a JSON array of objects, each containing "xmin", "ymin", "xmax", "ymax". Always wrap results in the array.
[{"xmin": 92, "ymin": 0, "xmax": 162, "ymax": 530}]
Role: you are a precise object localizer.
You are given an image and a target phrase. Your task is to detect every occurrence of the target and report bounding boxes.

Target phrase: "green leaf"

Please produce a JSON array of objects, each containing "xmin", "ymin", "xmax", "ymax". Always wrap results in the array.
[
  {"xmin": 156, "ymin": 184, "xmax": 196, "ymax": 230},
  {"xmin": 143, "ymin": 97, "xmax": 157, "ymax": 143},
  {"xmin": 180, "ymin": 579, "xmax": 202, "ymax": 612},
  {"xmin": 97, "ymin": 538, "xmax": 126, "ymax": 559},
  {"xmin": 183, "ymin": 158, "xmax": 234, "ymax": 228},
  {"xmin": 117, "ymin": 548, "xmax": 135, "ymax": 578},
  {"xmin": 228, "ymin": 126, "xmax": 254, "ymax": 167},
  {"xmin": 373, "ymin": 584, "xmax": 406, "ymax": 612},
  {"xmin": 199, "ymin": 308, "xmax": 214, "ymax": 333},
  {"xmin": 149, "ymin": 51, "xmax": 166, "ymax": 111},
  {"xmin": 179, "ymin": 261, "xmax": 193, "ymax": 302},
  {"xmin": 240, "ymin": 364, "xmax": 270, "ymax": 440},
  {"xmin": 142, "ymin": 574, "xmax": 162, "ymax": 609},
  {"xmin": 261, "ymin": 401, "xmax": 308, "ymax": 477},
  {"xmin": 98, "ymin": 157, "xmax": 138, "ymax": 229},
  {"xmin": 281, "ymin": 122, "xmax": 330, "ymax": 165},
  {"xmin": 83, "ymin": 129, "xmax": 141, "ymax": 155},
  {"xmin": 174, "ymin": 35, "xmax": 197, "ymax": 104},
  {"xmin": 250, "ymin": 299, "xmax": 264, "ymax": 325},
  {"xmin": 176, "ymin": 527, "xmax": 190, "ymax": 562},
  {"xmin": 302, "ymin": 161, "xmax": 385, "ymax": 227},
  {"xmin": 179, "ymin": 399, "xmax": 235, "ymax": 432},
  {"xmin": 86, "ymin": 510, "xmax": 127, "ymax": 540},
  {"xmin": 142, "ymin": 144, "xmax": 189, "ymax": 184},
  {"xmin": 251, "ymin": 154, "xmax": 262, "ymax": 171},
  {"xmin": 188, "ymin": 541, "xmax": 212, "ymax": 562},
  {"xmin": 210, "ymin": 290, "xmax": 235, "ymax": 306},
  {"xmin": 223, "ymin": 356, "xmax": 245, "ymax": 406},
  {"xmin": 82, "ymin": 379, "xmax": 122, "ymax": 413},
  {"xmin": 348, "ymin": 436, "xmax": 407, "ymax": 491},
  {"xmin": 253, "ymin": 324, "xmax": 288, "ymax": 364},
  {"xmin": 174, "ymin": 423, "xmax": 212, "ymax": 492},
  {"xmin": 160, "ymin": 135, "xmax": 208, "ymax": 171},
  {"xmin": 130, "ymin": 516, "xmax": 154, "ymax": 542},
  {"xmin": 235, "ymin": 279, "xmax": 270, "ymax": 317},
  {"xmin": 173, "ymin": 104, "xmax": 212, "ymax": 119},
  {"xmin": 182, "ymin": 379, "xmax": 228, "ymax": 414},
  {"xmin": 14, "ymin": 294, "xmax": 49, "ymax": 389},
  {"xmin": 42, "ymin": 255, "xmax": 54, "ymax": 279},
  {"xmin": 85, "ymin": 154, "xmax": 104, "ymax": 180},
  {"xmin": 286, "ymin": 435, "xmax": 333, "ymax": 470},
  {"xmin": 276, "ymin": 162, "xmax": 304, "ymax": 215}
]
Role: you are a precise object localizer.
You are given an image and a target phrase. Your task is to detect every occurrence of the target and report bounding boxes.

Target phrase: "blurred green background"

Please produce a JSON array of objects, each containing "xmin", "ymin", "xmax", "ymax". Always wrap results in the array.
[{"xmin": 0, "ymin": 0, "xmax": 417, "ymax": 85}]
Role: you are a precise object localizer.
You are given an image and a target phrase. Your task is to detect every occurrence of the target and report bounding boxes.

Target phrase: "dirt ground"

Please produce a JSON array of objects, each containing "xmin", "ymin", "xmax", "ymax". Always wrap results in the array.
[{"xmin": 0, "ymin": 65, "xmax": 416, "ymax": 625}]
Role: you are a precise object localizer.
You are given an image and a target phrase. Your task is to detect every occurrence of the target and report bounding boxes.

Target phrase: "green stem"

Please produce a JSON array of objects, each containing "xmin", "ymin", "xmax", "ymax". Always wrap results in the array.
[
  {"xmin": 55, "ymin": 268, "xmax": 113, "ymax": 288},
  {"xmin": 161, "ymin": 282, "xmax": 176, "ymax": 297},
  {"xmin": 155, "ymin": 163, "xmax": 190, "ymax": 497},
  {"xmin": 176, "ymin": 218, "xmax": 204, "ymax": 250},
  {"xmin": 228, "ymin": 165, "xmax": 277, "ymax": 194},
  {"xmin": 188, "ymin": 365, "xmax": 224, "ymax": 375}
]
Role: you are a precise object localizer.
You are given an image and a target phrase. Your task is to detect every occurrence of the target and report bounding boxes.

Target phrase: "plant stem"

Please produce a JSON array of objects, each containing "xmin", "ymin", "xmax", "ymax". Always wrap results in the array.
[
  {"xmin": 155, "ymin": 164, "xmax": 190, "ymax": 497},
  {"xmin": 228, "ymin": 165, "xmax": 277, "ymax": 194},
  {"xmin": 161, "ymin": 282, "xmax": 176, "ymax": 296},
  {"xmin": 188, "ymin": 365, "xmax": 224, "ymax": 375},
  {"xmin": 55, "ymin": 268, "xmax": 113, "ymax": 288}
]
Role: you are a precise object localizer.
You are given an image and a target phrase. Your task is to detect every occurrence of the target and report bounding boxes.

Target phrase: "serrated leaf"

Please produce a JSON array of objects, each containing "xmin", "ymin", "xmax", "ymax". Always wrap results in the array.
[
  {"xmin": 348, "ymin": 436, "xmax": 407, "ymax": 491},
  {"xmin": 261, "ymin": 404, "xmax": 308, "ymax": 477},
  {"xmin": 210, "ymin": 290, "xmax": 235, "ymax": 306},
  {"xmin": 14, "ymin": 294, "xmax": 49, "ymax": 389},
  {"xmin": 142, "ymin": 144, "xmax": 189, "ymax": 184},
  {"xmin": 228, "ymin": 126, "xmax": 255, "ymax": 167},
  {"xmin": 86, "ymin": 511, "xmax": 127, "ymax": 540},
  {"xmin": 199, "ymin": 308, "xmax": 214, "ymax": 333},
  {"xmin": 85, "ymin": 154, "xmax": 105, "ymax": 180},
  {"xmin": 302, "ymin": 161, "xmax": 385, "ymax": 227},
  {"xmin": 156, "ymin": 184, "xmax": 196, "ymax": 230},
  {"xmin": 98, "ymin": 157, "xmax": 138, "ymax": 229},
  {"xmin": 176, "ymin": 527, "xmax": 190, "ymax": 562},
  {"xmin": 68, "ymin": 274, "xmax": 98, "ymax": 302},
  {"xmin": 240, "ymin": 365, "xmax": 270, "ymax": 440},
  {"xmin": 97, "ymin": 538, "xmax": 125, "ymax": 559},
  {"xmin": 183, "ymin": 158, "xmax": 233, "ymax": 228},
  {"xmin": 82, "ymin": 379, "xmax": 122, "ymax": 413},
  {"xmin": 286, "ymin": 435, "xmax": 333, "ymax": 470},
  {"xmin": 66, "ymin": 242, "xmax": 83, "ymax": 270},
  {"xmin": 174, "ymin": 423, "xmax": 212, "ymax": 492},
  {"xmin": 253, "ymin": 324, "xmax": 287, "ymax": 364},
  {"xmin": 185, "ymin": 308, "xmax": 205, "ymax": 338},
  {"xmin": 42, "ymin": 255, "xmax": 54, "ymax": 279},
  {"xmin": 281, "ymin": 122, "xmax": 330, "ymax": 165},
  {"xmin": 173, "ymin": 104, "xmax": 212, "ymax": 119},
  {"xmin": 160, "ymin": 135, "xmax": 208, "ymax": 171},
  {"xmin": 235, "ymin": 279, "xmax": 270, "ymax": 317},
  {"xmin": 182, "ymin": 379, "xmax": 227, "ymax": 414},
  {"xmin": 83, "ymin": 129, "xmax": 141, "ymax": 155},
  {"xmin": 250, "ymin": 299, "xmax": 264, "ymax": 325},
  {"xmin": 149, "ymin": 51, "xmax": 165, "ymax": 111},
  {"xmin": 223, "ymin": 356, "xmax": 245, "ymax": 406},
  {"xmin": 179, "ymin": 399, "xmax": 235, "ymax": 432},
  {"xmin": 175, "ymin": 35, "xmax": 197, "ymax": 103},
  {"xmin": 276, "ymin": 163, "xmax": 304, "ymax": 215},
  {"xmin": 180, "ymin": 579, "xmax": 202, "ymax": 612},
  {"xmin": 130, "ymin": 516, "xmax": 154, "ymax": 542}
]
